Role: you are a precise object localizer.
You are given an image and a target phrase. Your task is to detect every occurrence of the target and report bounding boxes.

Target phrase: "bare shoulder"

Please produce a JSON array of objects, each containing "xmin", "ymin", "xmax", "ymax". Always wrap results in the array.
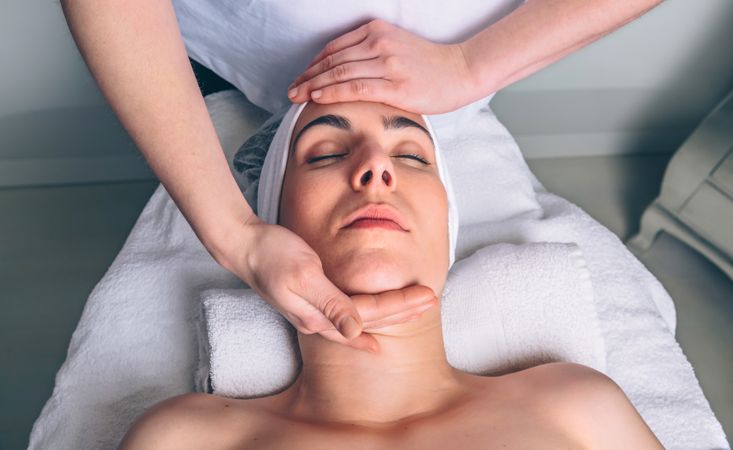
[
  {"xmin": 117, "ymin": 392, "xmax": 262, "ymax": 450},
  {"xmin": 525, "ymin": 362, "xmax": 664, "ymax": 449}
]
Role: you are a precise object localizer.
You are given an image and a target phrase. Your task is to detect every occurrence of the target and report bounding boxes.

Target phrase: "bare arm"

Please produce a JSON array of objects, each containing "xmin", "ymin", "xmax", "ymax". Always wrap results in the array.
[
  {"xmin": 286, "ymin": 0, "xmax": 664, "ymax": 113},
  {"xmin": 59, "ymin": 0, "xmax": 440, "ymax": 349},
  {"xmin": 461, "ymin": 0, "xmax": 665, "ymax": 100},
  {"xmin": 60, "ymin": 0, "xmax": 250, "ymax": 265}
]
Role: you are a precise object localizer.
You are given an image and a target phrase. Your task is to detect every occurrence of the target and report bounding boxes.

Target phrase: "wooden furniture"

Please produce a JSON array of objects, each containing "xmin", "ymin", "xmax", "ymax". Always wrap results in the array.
[{"xmin": 627, "ymin": 88, "xmax": 733, "ymax": 280}]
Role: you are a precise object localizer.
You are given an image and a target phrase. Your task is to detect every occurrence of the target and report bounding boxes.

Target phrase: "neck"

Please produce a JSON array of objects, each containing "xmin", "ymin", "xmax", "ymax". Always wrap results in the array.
[{"xmin": 281, "ymin": 306, "xmax": 467, "ymax": 426}]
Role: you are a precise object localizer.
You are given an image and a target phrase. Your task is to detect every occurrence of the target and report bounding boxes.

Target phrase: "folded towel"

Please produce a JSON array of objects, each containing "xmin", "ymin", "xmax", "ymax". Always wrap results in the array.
[
  {"xmin": 196, "ymin": 242, "xmax": 605, "ymax": 397},
  {"xmin": 29, "ymin": 90, "xmax": 728, "ymax": 450}
]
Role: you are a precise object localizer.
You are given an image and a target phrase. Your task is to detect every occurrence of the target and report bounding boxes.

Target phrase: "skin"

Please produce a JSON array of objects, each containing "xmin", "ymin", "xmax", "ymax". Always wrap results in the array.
[
  {"xmin": 279, "ymin": 102, "xmax": 450, "ymax": 299},
  {"xmin": 119, "ymin": 102, "xmax": 664, "ymax": 450}
]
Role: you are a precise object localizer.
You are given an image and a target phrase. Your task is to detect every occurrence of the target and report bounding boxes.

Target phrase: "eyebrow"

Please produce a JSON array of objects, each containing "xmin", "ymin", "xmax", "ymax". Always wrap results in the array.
[{"xmin": 290, "ymin": 113, "xmax": 433, "ymax": 155}]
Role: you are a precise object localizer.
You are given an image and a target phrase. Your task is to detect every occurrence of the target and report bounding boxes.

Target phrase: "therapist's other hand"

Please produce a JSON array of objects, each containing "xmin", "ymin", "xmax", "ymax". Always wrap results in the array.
[
  {"xmin": 224, "ymin": 215, "xmax": 438, "ymax": 354},
  {"xmin": 287, "ymin": 19, "xmax": 477, "ymax": 115}
]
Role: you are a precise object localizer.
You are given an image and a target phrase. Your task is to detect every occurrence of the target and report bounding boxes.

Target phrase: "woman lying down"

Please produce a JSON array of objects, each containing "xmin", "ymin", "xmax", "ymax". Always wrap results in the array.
[{"xmin": 119, "ymin": 100, "xmax": 663, "ymax": 449}]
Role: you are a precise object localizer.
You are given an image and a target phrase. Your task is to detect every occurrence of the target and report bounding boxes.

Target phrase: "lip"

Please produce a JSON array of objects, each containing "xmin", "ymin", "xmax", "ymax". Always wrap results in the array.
[{"xmin": 341, "ymin": 203, "xmax": 409, "ymax": 232}]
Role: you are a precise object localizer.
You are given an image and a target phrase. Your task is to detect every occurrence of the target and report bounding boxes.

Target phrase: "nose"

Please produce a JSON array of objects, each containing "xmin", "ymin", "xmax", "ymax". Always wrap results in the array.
[{"xmin": 350, "ymin": 144, "xmax": 397, "ymax": 193}]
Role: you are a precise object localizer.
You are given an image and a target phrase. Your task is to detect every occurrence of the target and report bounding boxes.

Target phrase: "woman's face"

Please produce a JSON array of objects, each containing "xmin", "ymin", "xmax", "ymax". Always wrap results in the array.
[{"xmin": 279, "ymin": 101, "xmax": 449, "ymax": 297}]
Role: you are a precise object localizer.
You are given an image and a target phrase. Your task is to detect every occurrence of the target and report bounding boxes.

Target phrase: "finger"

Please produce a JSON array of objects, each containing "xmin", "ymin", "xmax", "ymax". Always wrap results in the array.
[
  {"xmin": 345, "ymin": 332, "xmax": 380, "ymax": 354},
  {"xmin": 287, "ymin": 283, "xmax": 434, "ymax": 333},
  {"xmin": 351, "ymin": 285, "xmax": 437, "ymax": 323},
  {"xmin": 317, "ymin": 328, "xmax": 380, "ymax": 354},
  {"xmin": 302, "ymin": 273, "xmax": 364, "ymax": 339},
  {"xmin": 303, "ymin": 23, "xmax": 371, "ymax": 76},
  {"xmin": 292, "ymin": 296, "xmax": 435, "ymax": 335},
  {"xmin": 281, "ymin": 306, "xmax": 339, "ymax": 336},
  {"xmin": 289, "ymin": 40, "xmax": 376, "ymax": 93},
  {"xmin": 298, "ymin": 298, "xmax": 436, "ymax": 334},
  {"xmin": 362, "ymin": 300, "xmax": 437, "ymax": 331},
  {"xmin": 290, "ymin": 58, "xmax": 385, "ymax": 103},
  {"xmin": 292, "ymin": 284, "xmax": 437, "ymax": 334},
  {"xmin": 309, "ymin": 78, "xmax": 396, "ymax": 105}
]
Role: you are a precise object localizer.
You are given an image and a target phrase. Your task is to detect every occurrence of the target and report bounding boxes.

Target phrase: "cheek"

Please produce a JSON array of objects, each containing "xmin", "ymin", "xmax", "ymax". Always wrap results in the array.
[
  {"xmin": 278, "ymin": 171, "xmax": 333, "ymax": 236},
  {"xmin": 410, "ymin": 177, "xmax": 450, "ymax": 266},
  {"xmin": 417, "ymin": 179, "xmax": 449, "ymax": 235},
  {"xmin": 279, "ymin": 174, "xmax": 306, "ymax": 232}
]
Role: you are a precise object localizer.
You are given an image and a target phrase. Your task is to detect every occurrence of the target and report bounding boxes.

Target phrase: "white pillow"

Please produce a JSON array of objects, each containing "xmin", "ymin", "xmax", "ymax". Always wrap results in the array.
[{"xmin": 197, "ymin": 242, "xmax": 605, "ymax": 398}]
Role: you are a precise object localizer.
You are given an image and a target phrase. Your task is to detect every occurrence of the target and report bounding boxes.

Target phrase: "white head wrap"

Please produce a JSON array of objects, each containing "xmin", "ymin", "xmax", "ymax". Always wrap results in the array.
[{"xmin": 255, "ymin": 101, "xmax": 460, "ymax": 268}]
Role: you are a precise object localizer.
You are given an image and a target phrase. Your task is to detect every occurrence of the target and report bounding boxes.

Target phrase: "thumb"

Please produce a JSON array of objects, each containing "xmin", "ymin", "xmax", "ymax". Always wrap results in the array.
[{"xmin": 310, "ymin": 275, "xmax": 363, "ymax": 340}]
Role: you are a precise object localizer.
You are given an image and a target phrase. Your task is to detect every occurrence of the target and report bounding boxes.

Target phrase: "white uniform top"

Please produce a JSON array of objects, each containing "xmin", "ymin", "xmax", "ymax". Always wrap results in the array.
[{"xmin": 172, "ymin": 0, "xmax": 525, "ymax": 135}]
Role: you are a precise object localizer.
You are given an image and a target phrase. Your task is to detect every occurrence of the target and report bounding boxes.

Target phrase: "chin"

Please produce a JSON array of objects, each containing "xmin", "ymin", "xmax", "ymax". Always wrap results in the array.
[{"xmin": 322, "ymin": 249, "xmax": 415, "ymax": 296}]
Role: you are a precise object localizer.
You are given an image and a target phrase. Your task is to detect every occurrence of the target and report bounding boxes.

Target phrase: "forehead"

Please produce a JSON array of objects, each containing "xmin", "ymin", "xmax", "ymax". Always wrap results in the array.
[{"xmin": 291, "ymin": 101, "xmax": 430, "ymax": 142}]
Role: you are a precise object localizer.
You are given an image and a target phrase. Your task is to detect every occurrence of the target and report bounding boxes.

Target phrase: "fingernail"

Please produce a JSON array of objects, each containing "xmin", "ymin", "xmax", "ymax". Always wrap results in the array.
[
  {"xmin": 311, "ymin": 90, "xmax": 322, "ymax": 99},
  {"xmin": 408, "ymin": 291, "xmax": 435, "ymax": 305},
  {"xmin": 340, "ymin": 316, "xmax": 361, "ymax": 339},
  {"xmin": 410, "ymin": 295, "xmax": 437, "ymax": 307},
  {"xmin": 288, "ymin": 88, "xmax": 298, "ymax": 98}
]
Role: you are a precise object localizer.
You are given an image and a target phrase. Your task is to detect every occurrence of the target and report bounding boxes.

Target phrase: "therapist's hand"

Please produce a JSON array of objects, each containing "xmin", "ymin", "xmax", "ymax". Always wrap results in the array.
[
  {"xmin": 287, "ymin": 19, "xmax": 478, "ymax": 115},
  {"xmin": 223, "ymin": 215, "xmax": 439, "ymax": 354}
]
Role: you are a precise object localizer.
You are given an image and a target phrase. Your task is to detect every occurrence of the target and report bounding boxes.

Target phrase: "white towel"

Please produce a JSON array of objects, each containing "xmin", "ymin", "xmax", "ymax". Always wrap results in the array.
[
  {"xmin": 28, "ymin": 90, "xmax": 728, "ymax": 450},
  {"xmin": 196, "ymin": 242, "xmax": 605, "ymax": 398}
]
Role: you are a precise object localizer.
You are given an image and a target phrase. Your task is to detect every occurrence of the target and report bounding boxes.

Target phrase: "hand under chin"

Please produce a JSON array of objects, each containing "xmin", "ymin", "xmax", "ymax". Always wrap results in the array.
[
  {"xmin": 368, "ymin": 311, "xmax": 442, "ymax": 337},
  {"xmin": 322, "ymin": 251, "xmax": 418, "ymax": 296}
]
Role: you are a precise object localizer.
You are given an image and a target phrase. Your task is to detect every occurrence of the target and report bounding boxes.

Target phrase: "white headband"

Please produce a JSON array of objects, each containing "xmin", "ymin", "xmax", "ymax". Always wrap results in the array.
[{"xmin": 256, "ymin": 101, "xmax": 460, "ymax": 268}]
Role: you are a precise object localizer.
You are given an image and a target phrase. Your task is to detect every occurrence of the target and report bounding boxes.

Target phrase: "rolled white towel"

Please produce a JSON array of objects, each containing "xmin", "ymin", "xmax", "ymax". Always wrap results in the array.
[{"xmin": 196, "ymin": 241, "xmax": 605, "ymax": 398}]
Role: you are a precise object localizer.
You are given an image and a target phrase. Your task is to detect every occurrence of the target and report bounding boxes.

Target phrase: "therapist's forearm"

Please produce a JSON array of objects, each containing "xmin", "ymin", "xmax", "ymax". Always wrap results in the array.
[
  {"xmin": 60, "ymin": 0, "xmax": 253, "ymax": 265},
  {"xmin": 460, "ymin": 0, "xmax": 664, "ymax": 100}
]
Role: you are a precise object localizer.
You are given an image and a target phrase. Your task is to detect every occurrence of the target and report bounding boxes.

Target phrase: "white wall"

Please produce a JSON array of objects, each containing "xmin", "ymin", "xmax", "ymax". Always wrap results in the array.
[
  {"xmin": 1, "ymin": 0, "xmax": 732, "ymax": 187},
  {"xmin": 0, "ymin": 0, "xmax": 153, "ymax": 187},
  {"xmin": 491, "ymin": 0, "xmax": 733, "ymax": 158}
]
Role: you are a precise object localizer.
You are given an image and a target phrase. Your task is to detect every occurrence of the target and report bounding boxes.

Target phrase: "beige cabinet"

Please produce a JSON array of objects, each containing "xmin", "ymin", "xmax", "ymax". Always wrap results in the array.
[{"xmin": 628, "ymin": 88, "xmax": 733, "ymax": 279}]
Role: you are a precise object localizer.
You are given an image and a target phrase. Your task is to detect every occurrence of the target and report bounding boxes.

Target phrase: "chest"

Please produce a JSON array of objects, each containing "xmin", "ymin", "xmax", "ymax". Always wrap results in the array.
[{"xmin": 235, "ymin": 408, "xmax": 584, "ymax": 450}]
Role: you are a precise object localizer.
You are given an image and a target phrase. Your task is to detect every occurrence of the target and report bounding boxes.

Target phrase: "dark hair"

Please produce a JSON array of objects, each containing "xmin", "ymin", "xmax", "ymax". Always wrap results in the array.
[{"xmin": 232, "ymin": 117, "xmax": 283, "ymax": 212}]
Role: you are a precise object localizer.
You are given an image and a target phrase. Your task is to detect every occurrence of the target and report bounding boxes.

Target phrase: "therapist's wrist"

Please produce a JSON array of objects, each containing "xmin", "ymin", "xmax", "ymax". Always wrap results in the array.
[
  {"xmin": 205, "ymin": 210, "xmax": 262, "ymax": 273},
  {"xmin": 457, "ymin": 37, "xmax": 500, "ymax": 102},
  {"xmin": 439, "ymin": 41, "xmax": 482, "ymax": 111}
]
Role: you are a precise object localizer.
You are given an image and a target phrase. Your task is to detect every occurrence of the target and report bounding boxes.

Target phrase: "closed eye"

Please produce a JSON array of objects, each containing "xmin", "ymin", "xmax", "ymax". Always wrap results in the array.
[
  {"xmin": 306, "ymin": 153, "xmax": 430, "ymax": 165},
  {"xmin": 396, "ymin": 153, "xmax": 430, "ymax": 165},
  {"xmin": 306, "ymin": 153, "xmax": 348, "ymax": 164}
]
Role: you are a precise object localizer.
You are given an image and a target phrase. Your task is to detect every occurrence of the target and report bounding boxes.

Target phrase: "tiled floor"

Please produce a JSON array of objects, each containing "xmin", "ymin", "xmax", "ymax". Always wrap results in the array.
[{"xmin": 0, "ymin": 153, "xmax": 731, "ymax": 449}]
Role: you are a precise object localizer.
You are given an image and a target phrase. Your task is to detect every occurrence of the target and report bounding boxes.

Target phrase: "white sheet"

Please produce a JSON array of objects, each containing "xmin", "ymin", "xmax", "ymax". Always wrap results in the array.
[{"xmin": 28, "ymin": 90, "xmax": 729, "ymax": 450}]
